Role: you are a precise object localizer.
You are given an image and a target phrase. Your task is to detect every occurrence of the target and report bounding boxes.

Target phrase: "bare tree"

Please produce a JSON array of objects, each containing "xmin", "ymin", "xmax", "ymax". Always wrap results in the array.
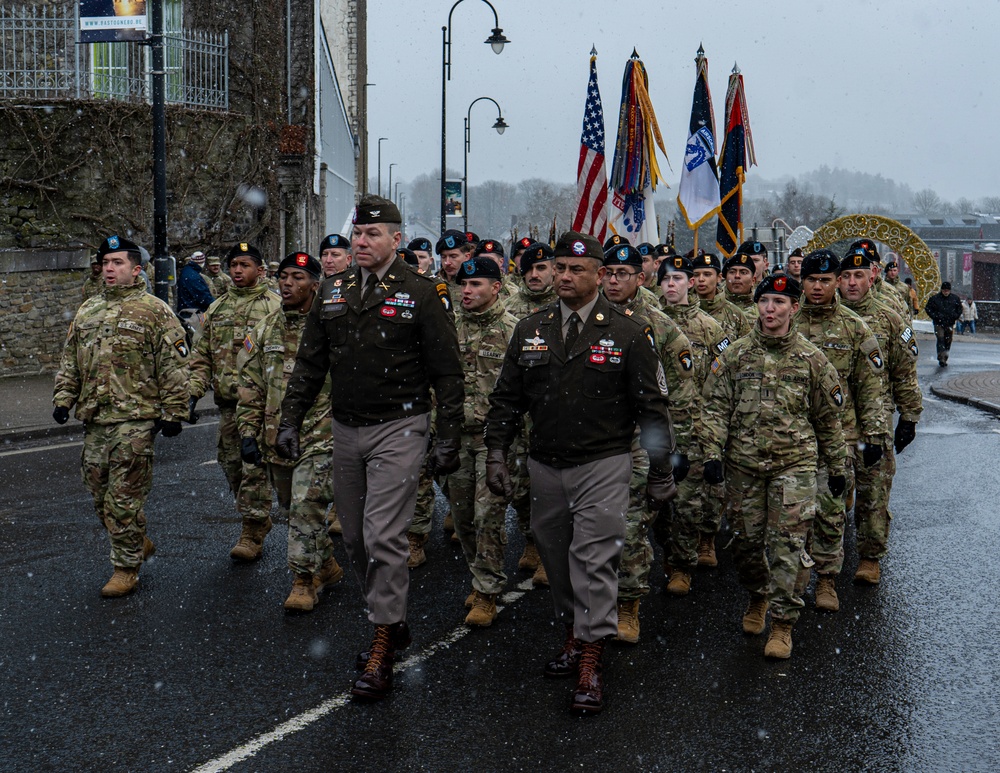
[{"xmin": 911, "ymin": 189, "xmax": 943, "ymax": 216}]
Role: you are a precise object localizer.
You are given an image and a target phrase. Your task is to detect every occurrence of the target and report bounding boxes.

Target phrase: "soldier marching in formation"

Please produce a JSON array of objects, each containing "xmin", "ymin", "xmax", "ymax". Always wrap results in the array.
[{"xmin": 57, "ymin": 212, "xmax": 929, "ymax": 714}]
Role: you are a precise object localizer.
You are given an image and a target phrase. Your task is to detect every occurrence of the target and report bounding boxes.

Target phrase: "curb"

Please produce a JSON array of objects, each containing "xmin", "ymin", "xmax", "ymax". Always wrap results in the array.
[{"xmin": 930, "ymin": 386, "xmax": 1000, "ymax": 416}]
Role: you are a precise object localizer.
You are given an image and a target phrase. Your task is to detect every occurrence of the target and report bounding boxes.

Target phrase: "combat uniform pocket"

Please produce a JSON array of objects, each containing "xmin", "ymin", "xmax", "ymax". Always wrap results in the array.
[
  {"xmin": 736, "ymin": 388, "xmax": 760, "ymax": 413},
  {"xmin": 582, "ymin": 358, "xmax": 623, "ymax": 398},
  {"xmin": 320, "ymin": 302, "xmax": 348, "ymax": 345},
  {"xmin": 375, "ymin": 310, "xmax": 416, "ymax": 350},
  {"xmin": 518, "ymin": 350, "xmax": 550, "ymax": 396}
]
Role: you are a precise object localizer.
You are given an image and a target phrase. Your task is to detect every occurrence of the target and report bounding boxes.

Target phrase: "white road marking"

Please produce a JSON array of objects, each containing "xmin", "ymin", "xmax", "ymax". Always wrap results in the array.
[
  {"xmin": 0, "ymin": 421, "xmax": 219, "ymax": 459},
  {"xmin": 190, "ymin": 578, "xmax": 535, "ymax": 772}
]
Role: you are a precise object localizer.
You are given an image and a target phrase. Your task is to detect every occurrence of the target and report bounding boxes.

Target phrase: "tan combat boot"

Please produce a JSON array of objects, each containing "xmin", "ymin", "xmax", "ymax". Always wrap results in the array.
[
  {"xmin": 666, "ymin": 567, "xmax": 692, "ymax": 596},
  {"xmin": 532, "ymin": 561, "xmax": 549, "ymax": 587},
  {"xmin": 464, "ymin": 591, "xmax": 498, "ymax": 627},
  {"xmin": 406, "ymin": 532, "xmax": 428, "ymax": 569},
  {"xmin": 142, "ymin": 536, "xmax": 156, "ymax": 560},
  {"xmin": 464, "ymin": 588, "xmax": 477, "ymax": 609},
  {"xmin": 328, "ymin": 507, "xmax": 343, "ymax": 535},
  {"xmin": 101, "ymin": 567, "xmax": 139, "ymax": 598},
  {"xmin": 518, "ymin": 542, "xmax": 541, "ymax": 572},
  {"xmin": 742, "ymin": 594, "xmax": 768, "ymax": 635},
  {"xmin": 615, "ymin": 599, "xmax": 640, "ymax": 644},
  {"xmin": 815, "ymin": 575, "xmax": 840, "ymax": 611},
  {"xmin": 284, "ymin": 574, "xmax": 318, "ymax": 612},
  {"xmin": 854, "ymin": 558, "xmax": 881, "ymax": 585},
  {"xmin": 764, "ymin": 621, "xmax": 794, "ymax": 659},
  {"xmin": 230, "ymin": 517, "xmax": 273, "ymax": 562},
  {"xmin": 314, "ymin": 556, "xmax": 344, "ymax": 593},
  {"xmin": 443, "ymin": 512, "xmax": 455, "ymax": 533},
  {"xmin": 696, "ymin": 534, "xmax": 718, "ymax": 567}
]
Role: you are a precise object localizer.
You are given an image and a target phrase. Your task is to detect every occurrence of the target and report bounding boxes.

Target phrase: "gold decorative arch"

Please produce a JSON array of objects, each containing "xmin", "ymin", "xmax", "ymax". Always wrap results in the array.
[{"xmin": 804, "ymin": 214, "xmax": 940, "ymax": 313}]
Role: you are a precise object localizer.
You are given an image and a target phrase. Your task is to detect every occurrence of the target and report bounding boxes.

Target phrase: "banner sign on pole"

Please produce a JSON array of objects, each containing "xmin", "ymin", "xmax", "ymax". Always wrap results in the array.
[
  {"xmin": 444, "ymin": 180, "xmax": 464, "ymax": 218},
  {"xmin": 79, "ymin": 1, "xmax": 148, "ymax": 43}
]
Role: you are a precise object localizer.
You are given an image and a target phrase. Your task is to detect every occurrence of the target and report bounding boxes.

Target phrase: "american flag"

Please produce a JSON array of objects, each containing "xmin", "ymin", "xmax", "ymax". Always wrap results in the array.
[{"xmin": 572, "ymin": 51, "xmax": 608, "ymax": 241}]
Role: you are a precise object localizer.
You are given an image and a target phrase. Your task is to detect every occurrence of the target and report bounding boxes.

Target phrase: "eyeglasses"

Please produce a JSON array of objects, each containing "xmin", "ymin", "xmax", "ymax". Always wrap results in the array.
[{"xmin": 605, "ymin": 270, "xmax": 639, "ymax": 282}]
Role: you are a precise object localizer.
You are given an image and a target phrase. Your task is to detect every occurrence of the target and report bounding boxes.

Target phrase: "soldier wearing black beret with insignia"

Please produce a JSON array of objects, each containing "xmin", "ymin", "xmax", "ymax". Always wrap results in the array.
[
  {"xmin": 701, "ymin": 272, "xmax": 847, "ymax": 659},
  {"xmin": 435, "ymin": 228, "xmax": 474, "ymax": 310},
  {"xmin": 485, "ymin": 231, "xmax": 677, "ymax": 715},
  {"xmin": 319, "ymin": 233, "xmax": 352, "ymax": 278},
  {"xmin": 737, "ymin": 239, "xmax": 769, "ymax": 283},
  {"xmin": 692, "ymin": 251, "xmax": 751, "ymax": 341},
  {"xmin": 406, "ymin": 237, "xmax": 434, "ymax": 275},
  {"xmin": 277, "ymin": 195, "xmax": 465, "ymax": 701},
  {"xmin": 722, "ymin": 251, "xmax": 758, "ymax": 319}
]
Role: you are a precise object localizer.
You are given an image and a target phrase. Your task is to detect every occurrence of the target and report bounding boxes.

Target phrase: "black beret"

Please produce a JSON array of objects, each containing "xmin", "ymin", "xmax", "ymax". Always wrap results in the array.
[
  {"xmin": 277, "ymin": 251, "xmax": 321, "ymax": 279},
  {"xmin": 693, "ymin": 252, "xmax": 722, "ymax": 272},
  {"xmin": 554, "ymin": 231, "xmax": 604, "ymax": 260},
  {"xmin": 723, "ymin": 253, "xmax": 755, "ymax": 275},
  {"xmin": 603, "ymin": 244, "xmax": 643, "ymax": 269},
  {"xmin": 848, "ymin": 239, "xmax": 881, "ymax": 263},
  {"xmin": 800, "ymin": 249, "xmax": 841, "ymax": 279},
  {"xmin": 885, "ymin": 260, "xmax": 897, "ymax": 270},
  {"xmin": 841, "ymin": 246, "xmax": 875, "ymax": 270},
  {"xmin": 476, "ymin": 239, "xmax": 505, "ymax": 259},
  {"xmin": 396, "ymin": 248, "xmax": 420, "ymax": 267},
  {"xmin": 436, "ymin": 229, "xmax": 467, "ymax": 254},
  {"xmin": 319, "ymin": 233, "xmax": 351, "ymax": 253},
  {"xmin": 658, "ymin": 254, "xmax": 694, "ymax": 283},
  {"xmin": 519, "ymin": 242, "xmax": 554, "ymax": 276},
  {"xmin": 653, "ymin": 244, "xmax": 677, "ymax": 258},
  {"xmin": 753, "ymin": 273, "xmax": 801, "ymax": 302},
  {"xmin": 636, "ymin": 242, "xmax": 654, "ymax": 256},
  {"xmin": 514, "ymin": 236, "xmax": 534, "ymax": 253},
  {"xmin": 736, "ymin": 240, "xmax": 768, "ymax": 257},
  {"xmin": 684, "ymin": 248, "xmax": 706, "ymax": 259},
  {"xmin": 789, "ymin": 247, "xmax": 804, "ymax": 258},
  {"xmin": 464, "ymin": 231, "xmax": 480, "ymax": 245},
  {"xmin": 226, "ymin": 242, "xmax": 265, "ymax": 264},
  {"xmin": 97, "ymin": 234, "xmax": 142, "ymax": 259},
  {"xmin": 352, "ymin": 194, "xmax": 401, "ymax": 225},
  {"xmin": 407, "ymin": 238, "xmax": 432, "ymax": 253},
  {"xmin": 603, "ymin": 234, "xmax": 627, "ymax": 251},
  {"xmin": 458, "ymin": 256, "xmax": 503, "ymax": 282}
]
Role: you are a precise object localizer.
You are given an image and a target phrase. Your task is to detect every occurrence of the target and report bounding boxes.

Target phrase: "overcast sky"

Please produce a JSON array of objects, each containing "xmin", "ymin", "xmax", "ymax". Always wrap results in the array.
[{"xmin": 366, "ymin": 0, "xmax": 996, "ymax": 202}]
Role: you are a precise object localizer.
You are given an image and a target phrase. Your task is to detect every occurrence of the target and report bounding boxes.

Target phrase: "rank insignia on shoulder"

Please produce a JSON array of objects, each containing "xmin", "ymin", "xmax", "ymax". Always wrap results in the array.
[
  {"xmin": 174, "ymin": 339, "xmax": 189, "ymax": 358},
  {"xmin": 436, "ymin": 282, "xmax": 451, "ymax": 312},
  {"xmin": 830, "ymin": 384, "xmax": 845, "ymax": 407},
  {"xmin": 678, "ymin": 349, "xmax": 694, "ymax": 371}
]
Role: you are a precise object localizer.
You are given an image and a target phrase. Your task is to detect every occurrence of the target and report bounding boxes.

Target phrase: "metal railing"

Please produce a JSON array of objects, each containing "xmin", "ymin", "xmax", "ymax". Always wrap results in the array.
[{"xmin": 0, "ymin": 4, "xmax": 228, "ymax": 111}]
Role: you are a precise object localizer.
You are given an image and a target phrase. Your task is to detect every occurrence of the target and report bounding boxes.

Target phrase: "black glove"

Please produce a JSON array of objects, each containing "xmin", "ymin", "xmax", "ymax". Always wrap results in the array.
[
  {"xmin": 670, "ymin": 453, "xmax": 690, "ymax": 484},
  {"xmin": 703, "ymin": 459, "xmax": 725, "ymax": 485},
  {"xmin": 157, "ymin": 420, "xmax": 183, "ymax": 438},
  {"xmin": 485, "ymin": 449, "xmax": 514, "ymax": 498},
  {"xmin": 187, "ymin": 396, "xmax": 199, "ymax": 424},
  {"xmin": 52, "ymin": 406, "xmax": 70, "ymax": 425},
  {"xmin": 894, "ymin": 419, "xmax": 917, "ymax": 454},
  {"xmin": 861, "ymin": 442, "xmax": 883, "ymax": 468},
  {"xmin": 828, "ymin": 474, "xmax": 847, "ymax": 498},
  {"xmin": 646, "ymin": 466, "xmax": 678, "ymax": 510},
  {"xmin": 275, "ymin": 420, "xmax": 301, "ymax": 460},
  {"xmin": 240, "ymin": 437, "xmax": 263, "ymax": 466},
  {"xmin": 430, "ymin": 437, "xmax": 461, "ymax": 476}
]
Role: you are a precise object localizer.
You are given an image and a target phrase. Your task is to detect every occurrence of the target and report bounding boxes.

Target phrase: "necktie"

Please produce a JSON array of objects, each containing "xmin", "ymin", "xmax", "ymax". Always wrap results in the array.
[
  {"xmin": 361, "ymin": 273, "xmax": 378, "ymax": 303},
  {"xmin": 564, "ymin": 311, "xmax": 581, "ymax": 352}
]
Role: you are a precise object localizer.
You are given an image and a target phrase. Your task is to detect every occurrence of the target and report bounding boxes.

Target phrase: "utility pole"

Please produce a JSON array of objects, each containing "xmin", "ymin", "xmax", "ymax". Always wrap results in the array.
[{"xmin": 149, "ymin": 0, "xmax": 171, "ymax": 304}]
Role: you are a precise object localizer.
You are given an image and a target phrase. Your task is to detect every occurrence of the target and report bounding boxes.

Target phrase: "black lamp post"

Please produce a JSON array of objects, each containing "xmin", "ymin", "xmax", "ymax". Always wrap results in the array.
[
  {"xmin": 463, "ymin": 96, "xmax": 507, "ymax": 233},
  {"xmin": 377, "ymin": 136, "xmax": 388, "ymax": 197},
  {"xmin": 388, "ymin": 163, "xmax": 397, "ymax": 204},
  {"xmin": 440, "ymin": 0, "xmax": 510, "ymax": 234}
]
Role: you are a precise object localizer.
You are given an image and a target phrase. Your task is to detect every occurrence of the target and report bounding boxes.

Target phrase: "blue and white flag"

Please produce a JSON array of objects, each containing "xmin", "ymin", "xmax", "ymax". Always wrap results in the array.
[{"xmin": 677, "ymin": 46, "xmax": 720, "ymax": 229}]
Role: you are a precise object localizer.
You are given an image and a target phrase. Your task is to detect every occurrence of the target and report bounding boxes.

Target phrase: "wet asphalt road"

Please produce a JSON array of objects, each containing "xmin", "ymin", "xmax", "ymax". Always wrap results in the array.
[{"xmin": 2, "ymin": 335, "xmax": 999, "ymax": 772}]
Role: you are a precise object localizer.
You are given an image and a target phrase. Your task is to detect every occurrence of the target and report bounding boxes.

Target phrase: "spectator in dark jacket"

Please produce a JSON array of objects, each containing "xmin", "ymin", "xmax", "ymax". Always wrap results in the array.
[
  {"xmin": 177, "ymin": 251, "xmax": 215, "ymax": 312},
  {"xmin": 924, "ymin": 281, "xmax": 963, "ymax": 366}
]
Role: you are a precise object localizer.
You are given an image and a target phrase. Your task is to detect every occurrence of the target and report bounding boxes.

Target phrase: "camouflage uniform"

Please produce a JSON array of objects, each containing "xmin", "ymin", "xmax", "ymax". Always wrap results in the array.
[
  {"xmin": 657, "ymin": 299, "xmax": 730, "ymax": 571},
  {"xmin": 725, "ymin": 290, "xmax": 759, "ymax": 321},
  {"xmin": 701, "ymin": 324, "xmax": 847, "ymax": 623},
  {"xmin": 54, "ymin": 282, "xmax": 189, "ymax": 568},
  {"xmin": 189, "ymin": 282, "xmax": 280, "ymax": 525},
  {"xmin": 237, "ymin": 307, "xmax": 335, "ymax": 575},
  {"xmin": 884, "ymin": 276, "xmax": 912, "ymax": 321},
  {"xmin": 700, "ymin": 289, "xmax": 751, "ymax": 341},
  {"xmin": 617, "ymin": 286, "xmax": 697, "ymax": 599},
  {"xmin": 873, "ymin": 275, "xmax": 910, "ymax": 321},
  {"xmin": 842, "ymin": 291, "xmax": 922, "ymax": 560},
  {"xmin": 82, "ymin": 274, "xmax": 103, "ymax": 301},
  {"xmin": 205, "ymin": 271, "xmax": 234, "ymax": 299},
  {"xmin": 505, "ymin": 282, "xmax": 558, "ymax": 544},
  {"xmin": 795, "ymin": 297, "xmax": 888, "ymax": 576},
  {"xmin": 448, "ymin": 299, "xmax": 519, "ymax": 595}
]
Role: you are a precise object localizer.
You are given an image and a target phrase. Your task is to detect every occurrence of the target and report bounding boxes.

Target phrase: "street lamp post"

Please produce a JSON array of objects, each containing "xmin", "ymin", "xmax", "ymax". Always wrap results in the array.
[
  {"xmin": 463, "ymin": 96, "xmax": 507, "ymax": 233},
  {"xmin": 377, "ymin": 137, "xmax": 388, "ymax": 197},
  {"xmin": 362, "ymin": 82, "xmax": 375, "ymax": 194},
  {"xmin": 394, "ymin": 181, "xmax": 401, "ymax": 204},
  {"xmin": 399, "ymin": 194, "xmax": 407, "ymax": 239},
  {"xmin": 440, "ymin": 0, "xmax": 510, "ymax": 234},
  {"xmin": 388, "ymin": 163, "xmax": 397, "ymax": 204}
]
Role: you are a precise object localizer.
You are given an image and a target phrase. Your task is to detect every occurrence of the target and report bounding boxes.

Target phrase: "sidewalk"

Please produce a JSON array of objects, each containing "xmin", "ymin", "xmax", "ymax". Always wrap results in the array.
[
  {"xmin": 0, "ymin": 374, "xmax": 216, "ymax": 444},
  {"xmin": 930, "ymin": 370, "xmax": 1000, "ymax": 416}
]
